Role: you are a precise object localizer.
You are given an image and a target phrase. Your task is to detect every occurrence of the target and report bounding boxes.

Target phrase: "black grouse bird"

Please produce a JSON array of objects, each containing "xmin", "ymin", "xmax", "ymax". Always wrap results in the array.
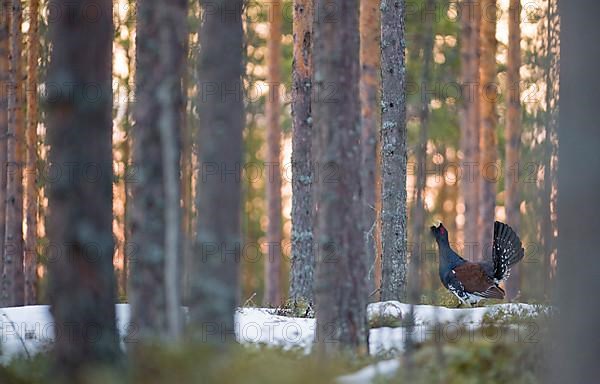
[{"xmin": 431, "ymin": 221, "xmax": 525, "ymax": 306}]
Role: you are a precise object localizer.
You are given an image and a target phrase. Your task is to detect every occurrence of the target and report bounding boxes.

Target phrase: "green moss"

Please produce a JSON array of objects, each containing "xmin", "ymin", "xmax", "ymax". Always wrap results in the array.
[
  {"xmin": 274, "ymin": 298, "xmax": 315, "ymax": 318},
  {"xmin": 369, "ymin": 313, "xmax": 403, "ymax": 329}
]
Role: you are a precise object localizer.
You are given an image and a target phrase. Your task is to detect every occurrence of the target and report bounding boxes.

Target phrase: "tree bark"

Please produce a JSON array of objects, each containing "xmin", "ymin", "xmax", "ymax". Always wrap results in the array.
[
  {"xmin": 181, "ymin": 24, "xmax": 193, "ymax": 305},
  {"xmin": 24, "ymin": 0, "xmax": 39, "ymax": 306},
  {"xmin": 542, "ymin": 0, "xmax": 559, "ymax": 294},
  {"xmin": 130, "ymin": 0, "xmax": 186, "ymax": 342},
  {"xmin": 3, "ymin": 0, "xmax": 24, "ymax": 307},
  {"xmin": 380, "ymin": 0, "xmax": 408, "ymax": 302},
  {"xmin": 46, "ymin": 0, "xmax": 120, "ymax": 376},
  {"xmin": 360, "ymin": 0, "xmax": 381, "ymax": 300},
  {"xmin": 411, "ymin": 0, "xmax": 435, "ymax": 303},
  {"xmin": 0, "ymin": 0, "xmax": 9, "ymax": 280},
  {"xmin": 553, "ymin": 4, "xmax": 598, "ymax": 383},
  {"xmin": 189, "ymin": 0, "xmax": 244, "ymax": 345},
  {"xmin": 265, "ymin": 0, "xmax": 283, "ymax": 307},
  {"xmin": 313, "ymin": 0, "xmax": 367, "ymax": 355},
  {"xmin": 504, "ymin": 0, "xmax": 521, "ymax": 299},
  {"xmin": 459, "ymin": 0, "xmax": 480, "ymax": 260},
  {"xmin": 477, "ymin": 0, "xmax": 497, "ymax": 261},
  {"xmin": 158, "ymin": 0, "xmax": 186, "ymax": 341},
  {"xmin": 290, "ymin": 0, "xmax": 314, "ymax": 303},
  {"xmin": 120, "ymin": 2, "xmax": 135, "ymax": 299}
]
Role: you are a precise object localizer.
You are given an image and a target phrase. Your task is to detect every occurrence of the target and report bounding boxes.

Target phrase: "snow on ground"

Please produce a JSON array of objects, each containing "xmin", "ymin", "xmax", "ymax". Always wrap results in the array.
[{"xmin": 0, "ymin": 301, "xmax": 544, "ymax": 364}]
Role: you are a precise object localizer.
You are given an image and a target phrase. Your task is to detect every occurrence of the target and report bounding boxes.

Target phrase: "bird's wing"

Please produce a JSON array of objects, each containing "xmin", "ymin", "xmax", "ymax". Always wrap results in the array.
[
  {"xmin": 443, "ymin": 271, "xmax": 471, "ymax": 303},
  {"xmin": 492, "ymin": 221, "xmax": 525, "ymax": 281},
  {"xmin": 453, "ymin": 263, "xmax": 505, "ymax": 300}
]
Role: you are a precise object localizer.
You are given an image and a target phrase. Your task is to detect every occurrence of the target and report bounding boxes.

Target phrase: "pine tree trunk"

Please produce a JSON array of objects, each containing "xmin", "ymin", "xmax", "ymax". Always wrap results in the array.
[
  {"xmin": 181, "ymin": 26, "xmax": 193, "ymax": 305},
  {"xmin": 411, "ymin": 0, "xmax": 435, "ymax": 303},
  {"xmin": 130, "ymin": 0, "xmax": 186, "ymax": 341},
  {"xmin": 542, "ymin": 0, "xmax": 559, "ymax": 293},
  {"xmin": 380, "ymin": 0, "xmax": 408, "ymax": 302},
  {"xmin": 290, "ymin": 0, "xmax": 314, "ymax": 303},
  {"xmin": 265, "ymin": 0, "xmax": 282, "ymax": 307},
  {"xmin": 24, "ymin": 0, "xmax": 39, "ymax": 306},
  {"xmin": 3, "ymin": 0, "xmax": 24, "ymax": 307},
  {"xmin": 313, "ymin": 0, "xmax": 367, "ymax": 355},
  {"xmin": 46, "ymin": 0, "xmax": 120, "ymax": 375},
  {"xmin": 504, "ymin": 0, "xmax": 521, "ymax": 299},
  {"xmin": 189, "ymin": 0, "xmax": 244, "ymax": 345},
  {"xmin": 477, "ymin": 0, "xmax": 497, "ymax": 260},
  {"xmin": 360, "ymin": 0, "xmax": 381, "ymax": 300},
  {"xmin": 0, "ymin": 1, "xmax": 9, "ymax": 280},
  {"xmin": 459, "ymin": 0, "xmax": 480, "ymax": 260},
  {"xmin": 158, "ymin": 0, "xmax": 186, "ymax": 340},
  {"xmin": 120, "ymin": 0, "xmax": 135, "ymax": 302}
]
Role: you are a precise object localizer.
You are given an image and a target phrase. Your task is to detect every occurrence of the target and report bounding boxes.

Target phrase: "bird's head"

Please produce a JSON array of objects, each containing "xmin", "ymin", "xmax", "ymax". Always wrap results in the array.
[{"xmin": 430, "ymin": 221, "xmax": 449, "ymax": 244}]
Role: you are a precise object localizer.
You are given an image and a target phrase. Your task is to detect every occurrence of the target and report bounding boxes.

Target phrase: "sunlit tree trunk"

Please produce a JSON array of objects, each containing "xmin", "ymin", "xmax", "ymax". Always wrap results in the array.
[
  {"xmin": 24, "ymin": 0, "xmax": 39, "ymax": 306},
  {"xmin": 265, "ymin": 0, "xmax": 282, "ymax": 307},
  {"xmin": 3, "ymin": 0, "xmax": 24, "ymax": 307},
  {"xmin": 46, "ymin": 0, "xmax": 120, "ymax": 375},
  {"xmin": 360, "ymin": 0, "xmax": 380, "ymax": 300},
  {"xmin": 0, "ymin": 1, "xmax": 9, "ymax": 280},
  {"xmin": 459, "ymin": 0, "xmax": 480, "ymax": 260},
  {"xmin": 189, "ymin": 0, "xmax": 244, "ymax": 345},
  {"xmin": 313, "ymin": 0, "xmax": 367, "ymax": 355},
  {"xmin": 477, "ymin": 0, "xmax": 497, "ymax": 260},
  {"xmin": 290, "ymin": 0, "xmax": 314, "ymax": 303},
  {"xmin": 505, "ymin": 0, "xmax": 521, "ymax": 299},
  {"xmin": 380, "ymin": 0, "xmax": 408, "ymax": 301},
  {"xmin": 120, "ymin": 17, "xmax": 134, "ymax": 299}
]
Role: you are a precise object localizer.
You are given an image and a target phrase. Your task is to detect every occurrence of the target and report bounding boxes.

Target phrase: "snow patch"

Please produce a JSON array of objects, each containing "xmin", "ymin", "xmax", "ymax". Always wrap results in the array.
[{"xmin": 0, "ymin": 301, "xmax": 545, "ymax": 363}]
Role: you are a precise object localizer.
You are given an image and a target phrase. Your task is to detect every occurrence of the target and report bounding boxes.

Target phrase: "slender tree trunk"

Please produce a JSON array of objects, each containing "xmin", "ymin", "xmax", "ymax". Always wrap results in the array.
[
  {"xmin": 406, "ymin": 0, "xmax": 435, "ymax": 365},
  {"xmin": 380, "ymin": 0, "xmax": 408, "ymax": 302},
  {"xmin": 265, "ymin": 0, "xmax": 282, "ymax": 307},
  {"xmin": 411, "ymin": 0, "xmax": 435, "ymax": 303},
  {"xmin": 46, "ymin": 0, "xmax": 120, "ymax": 376},
  {"xmin": 542, "ymin": 0, "xmax": 559, "ymax": 294},
  {"xmin": 158, "ymin": 0, "xmax": 186, "ymax": 340},
  {"xmin": 189, "ymin": 0, "xmax": 244, "ymax": 345},
  {"xmin": 3, "ymin": 0, "xmax": 24, "ymax": 307},
  {"xmin": 130, "ymin": 0, "xmax": 186, "ymax": 341},
  {"xmin": 477, "ymin": 0, "xmax": 497, "ymax": 260},
  {"xmin": 0, "ymin": 1, "xmax": 9, "ymax": 280},
  {"xmin": 504, "ymin": 0, "xmax": 521, "ymax": 299},
  {"xmin": 122, "ymin": 122, "xmax": 130, "ymax": 299},
  {"xmin": 120, "ymin": 0, "xmax": 135, "ymax": 301},
  {"xmin": 181, "ymin": 25, "xmax": 193, "ymax": 305},
  {"xmin": 290, "ymin": 0, "xmax": 314, "ymax": 303},
  {"xmin": 459, "ymin": 0, "xmax": 480, "ymax": 260},
  {"xmin": 360, "ymin": 0, "xmax": 380, "ymax": 300},
  {"xmin": 24, "ymin": 0, "xmax": 39, "ymax": 306},
  {"xmin": 313, "ymin": 0, "xmax": 367, "ymax": 355}
]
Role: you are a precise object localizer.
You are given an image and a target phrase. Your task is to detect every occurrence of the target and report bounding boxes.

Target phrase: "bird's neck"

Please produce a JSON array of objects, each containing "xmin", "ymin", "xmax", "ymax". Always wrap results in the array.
[{"xmin": 437, "ymin": 240, "xmax": 462, "ymax": 271}]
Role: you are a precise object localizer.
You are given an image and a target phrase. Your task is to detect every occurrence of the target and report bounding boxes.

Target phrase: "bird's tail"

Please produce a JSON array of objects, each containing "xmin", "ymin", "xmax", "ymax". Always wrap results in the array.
[{"xmin": 492, "ymin": 221, "xmax": 525, "ymax": 281}]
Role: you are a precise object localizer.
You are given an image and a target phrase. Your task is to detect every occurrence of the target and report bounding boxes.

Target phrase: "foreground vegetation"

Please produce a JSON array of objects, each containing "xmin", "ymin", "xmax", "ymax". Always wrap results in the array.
[{"xmin": 0, "ymin": 312, "xmax": 551, "ymax": 384}]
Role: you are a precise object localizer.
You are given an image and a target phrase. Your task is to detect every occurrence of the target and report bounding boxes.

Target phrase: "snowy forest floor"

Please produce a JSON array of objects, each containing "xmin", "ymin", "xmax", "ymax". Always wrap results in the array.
[{"xmin": 0, "ymin": 302, "xmax": 551, "ymax": 383}]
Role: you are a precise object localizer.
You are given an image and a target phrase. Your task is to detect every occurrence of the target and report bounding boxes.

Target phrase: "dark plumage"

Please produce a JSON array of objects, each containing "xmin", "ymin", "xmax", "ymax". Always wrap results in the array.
[{"xmin": 431, "ymin": 221, "xmax": 525, "ymax": 306}]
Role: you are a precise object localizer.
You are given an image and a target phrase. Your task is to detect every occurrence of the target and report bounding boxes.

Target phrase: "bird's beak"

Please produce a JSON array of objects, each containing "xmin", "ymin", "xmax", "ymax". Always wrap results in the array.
[{"xmin": 432, "ymin": 219, "xmax": 442, "ymax": 228}]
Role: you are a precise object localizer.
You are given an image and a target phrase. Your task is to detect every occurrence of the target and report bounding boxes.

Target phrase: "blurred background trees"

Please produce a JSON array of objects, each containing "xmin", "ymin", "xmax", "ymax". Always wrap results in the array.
[{"xmin": 0, "ymin": 0, "xmax": 564, "ymax": 350}]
